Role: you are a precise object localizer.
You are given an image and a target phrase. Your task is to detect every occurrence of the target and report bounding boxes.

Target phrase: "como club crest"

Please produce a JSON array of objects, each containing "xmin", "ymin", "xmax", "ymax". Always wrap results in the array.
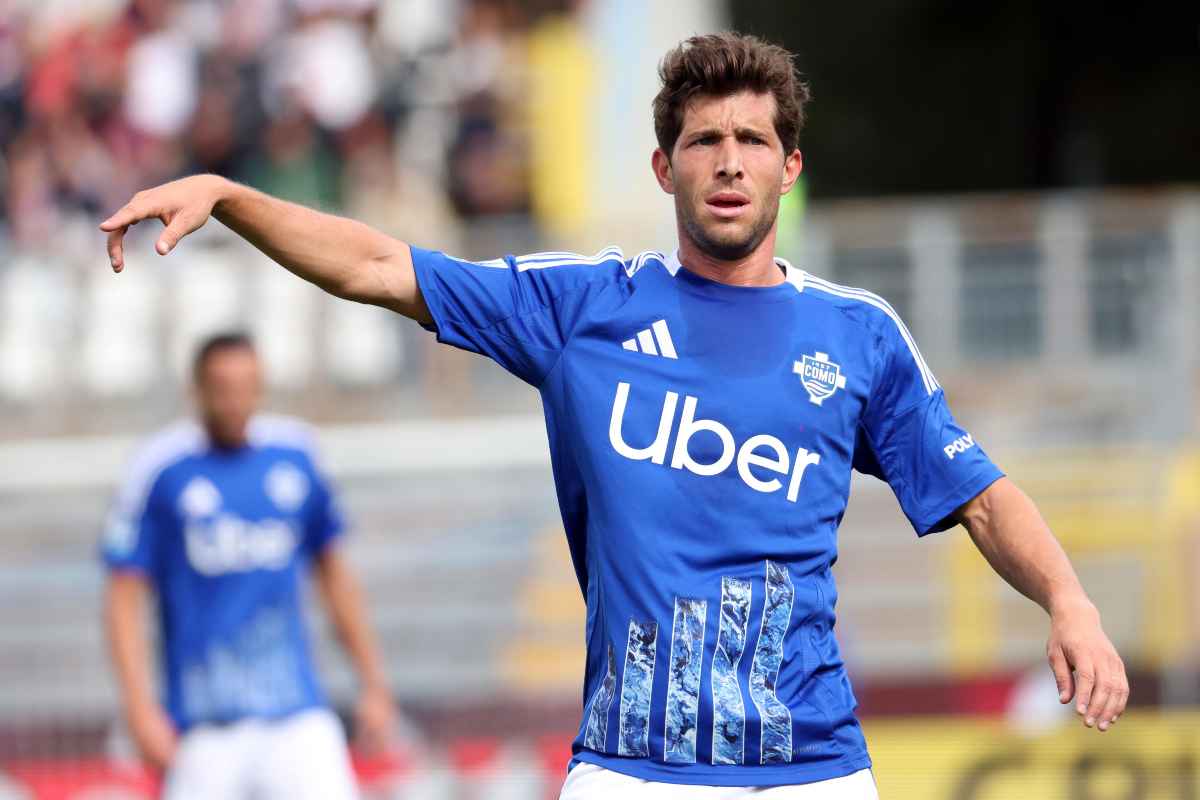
[{"xmin": 793, "ymin": 351, "xmax": 847, "ymax": 406}]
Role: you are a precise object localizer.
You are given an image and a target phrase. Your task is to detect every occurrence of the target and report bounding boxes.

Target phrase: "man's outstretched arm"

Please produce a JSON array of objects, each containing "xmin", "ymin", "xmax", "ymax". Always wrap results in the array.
[
  {"xmin": 100, "ymin": 175, "xmax": 431, "ymax": 323},
  {"xmin": 956, "ymin": 476, "xmax": 1129, "ymax": 731}
]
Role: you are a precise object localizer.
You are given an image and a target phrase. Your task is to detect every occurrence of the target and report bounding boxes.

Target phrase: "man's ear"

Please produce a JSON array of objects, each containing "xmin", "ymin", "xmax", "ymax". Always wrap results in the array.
[
  {"xmin": 652, "ymin": 148, "xmax": 675, "ymax": 194},
  {"xmin": 781, "ymin": 149, "xmax": 803, "ymax": 194}
]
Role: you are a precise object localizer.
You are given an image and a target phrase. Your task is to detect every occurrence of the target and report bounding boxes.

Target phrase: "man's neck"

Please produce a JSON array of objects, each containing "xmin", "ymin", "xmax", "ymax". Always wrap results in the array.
[
  {"xmin": 202, "ymin": 420, "xmax": 249, "ymax": 451},
  {"xmin": 676, "ymin": 231, "xmax": 784, "ymax": 287}
]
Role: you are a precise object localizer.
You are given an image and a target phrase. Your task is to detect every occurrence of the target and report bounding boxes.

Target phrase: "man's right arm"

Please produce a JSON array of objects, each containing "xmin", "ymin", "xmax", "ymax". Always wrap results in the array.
[
  {"xmin": 104, "ymin": 572, "xmax": 178, "ymax": 770},
  {"xmin": 100, "ymin": 175, "xmax": 431, "ymax": 323}
]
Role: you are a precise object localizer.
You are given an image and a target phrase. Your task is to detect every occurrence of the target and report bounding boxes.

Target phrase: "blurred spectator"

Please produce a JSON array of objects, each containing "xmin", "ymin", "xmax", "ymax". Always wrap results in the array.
[
  {"xmin": 339, "ymin": 110, "xmax": 460, "ymax": 250},
  {"xmin": 245, "ymin": 107, "xmax": 341, "ymax": 210},
  {"xmin": 261, "ymin": 3, "xmax": 377, "ymax": 131},
  {"xmin": 447, "ymin": 88, "xmax": 529, "ymax": 217},
  {"xmin": 0, "ymin": 12, "xmax": 27, "ymax": 154},
  {"xmin": 121, "ymin": 0, "xmax": 197, "ymax": 139},
  {"xmin": 445, "ymin": 0, "xmax": 531, "ymax": 218},
  {"xmin": 6, "ymin": 130, "xmax": 56, "ymax": 244},
  {"xmin": 186, "ymin": 74, "xmax": 246, "ymax": 179},
  {"xmin": 0, "ymin": 0, "xmax": 579, "ymax": 245}
]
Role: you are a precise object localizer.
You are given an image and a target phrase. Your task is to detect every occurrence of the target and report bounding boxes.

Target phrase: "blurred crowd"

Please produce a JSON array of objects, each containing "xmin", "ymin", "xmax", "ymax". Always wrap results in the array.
[{"xmin": 0, "ymin": 0, "xmax": 583, "ymax": 252}]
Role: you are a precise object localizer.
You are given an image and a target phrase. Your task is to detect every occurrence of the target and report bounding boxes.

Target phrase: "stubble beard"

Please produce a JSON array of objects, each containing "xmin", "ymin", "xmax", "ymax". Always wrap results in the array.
[{"xmin": 679, "ymin": 192, "xmax": 779, "ymax": 262}]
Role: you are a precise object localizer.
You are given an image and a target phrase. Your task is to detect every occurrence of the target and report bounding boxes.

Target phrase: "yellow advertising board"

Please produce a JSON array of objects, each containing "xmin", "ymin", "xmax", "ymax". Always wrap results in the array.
[{"xmin": 866, "ymin": 711, "xmax": 1199, "ymax": 799}]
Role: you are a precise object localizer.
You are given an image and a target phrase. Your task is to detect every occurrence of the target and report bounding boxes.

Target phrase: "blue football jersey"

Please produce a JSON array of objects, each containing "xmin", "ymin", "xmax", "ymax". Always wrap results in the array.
[
  {"xmin": 412, "ymin": 246, "xmax": 1003, "ymax": 786},
  {"xmin": 100, "ymin": 415, "xmax": 344, "ymax": 731}
]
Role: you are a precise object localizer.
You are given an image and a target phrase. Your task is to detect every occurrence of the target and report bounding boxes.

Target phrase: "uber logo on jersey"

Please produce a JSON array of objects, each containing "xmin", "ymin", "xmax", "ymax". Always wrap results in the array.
[
  {"xmin": 608, "ymin": 382, "xmax": 822, "ymax": 503},
  {"xmin": 793, "ymin": 352, "xmax": 847, "ymax": 406}
]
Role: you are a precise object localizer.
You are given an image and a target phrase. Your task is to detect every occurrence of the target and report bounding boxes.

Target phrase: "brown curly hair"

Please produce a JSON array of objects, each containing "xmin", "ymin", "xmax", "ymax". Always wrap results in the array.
[{"xmin": 653, "ymin": 32, "xmax": 811, "ymax": 158}]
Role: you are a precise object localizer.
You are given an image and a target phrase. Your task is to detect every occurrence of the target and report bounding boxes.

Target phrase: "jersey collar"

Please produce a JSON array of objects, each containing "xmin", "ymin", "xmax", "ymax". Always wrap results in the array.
[{"xmin": 667, "ymin": 249, "xmax": 805, "ymax": 293}]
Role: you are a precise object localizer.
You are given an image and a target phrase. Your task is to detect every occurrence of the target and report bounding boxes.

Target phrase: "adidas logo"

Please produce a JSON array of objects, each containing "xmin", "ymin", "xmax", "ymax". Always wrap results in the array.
[{"xmin": 621, "ymin": 320, "xmax": 678, "ymax": 359}]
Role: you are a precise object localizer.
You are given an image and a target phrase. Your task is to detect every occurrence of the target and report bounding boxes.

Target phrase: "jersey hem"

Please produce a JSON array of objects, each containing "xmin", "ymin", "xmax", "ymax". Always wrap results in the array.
[
  {"xmin": 172, "ymin": 700, "xmax": 328, "ymax": 733},
  {"xmin": 102, "ymin": 561, "xmax": 152, "ymax": 575},
  {"xmin": 570, "ymin": 750, "xmax": 873, "ymax": 787}
]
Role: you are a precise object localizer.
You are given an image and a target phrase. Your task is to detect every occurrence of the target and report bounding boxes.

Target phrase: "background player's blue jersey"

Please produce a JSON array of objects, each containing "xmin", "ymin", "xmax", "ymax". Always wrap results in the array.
[
  {"xmin": 100, "ymin": 416, "xmax": 344, "ymax": 731},
  {"xmin": 412, "ymin": 246, "xmax": 1004, "ymax": 786}
]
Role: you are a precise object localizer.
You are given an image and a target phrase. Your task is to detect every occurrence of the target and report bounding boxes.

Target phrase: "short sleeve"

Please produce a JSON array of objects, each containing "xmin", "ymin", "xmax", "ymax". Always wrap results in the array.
[
  {"xmin": 410, "ymin": 245, "xmax": 625, "ymax": 385},
  {"xmin": 858, "ymin": 315, "xmax": 1004, "ymax": 535},
  {"xmin": 301, "ymin": 463, "xmax": 345, "ymax": 558},
  {"xmin": 100, "ymin": 469, "xmax": 167, "ymax": 574}
]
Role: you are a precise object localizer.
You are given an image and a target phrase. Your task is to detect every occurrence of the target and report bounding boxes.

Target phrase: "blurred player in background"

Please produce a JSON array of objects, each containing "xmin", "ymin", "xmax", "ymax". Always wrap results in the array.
[
  {"xmin": 101, "ymin": 32, "xmax": 1127, "ymax": 799},
  {"xmin": 101, "ymin": 332, "xmax": 395, "ymax": 799}
]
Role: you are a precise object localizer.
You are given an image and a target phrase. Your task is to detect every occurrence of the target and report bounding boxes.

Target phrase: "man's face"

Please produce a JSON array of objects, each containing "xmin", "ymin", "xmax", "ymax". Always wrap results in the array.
[
  {"xmin": 653, "ymin": 90, "xmax": 802, "ymax": 261},
  {"xmin": 194, "ymin": 347, "xmax": 261, "ymax": 447}
]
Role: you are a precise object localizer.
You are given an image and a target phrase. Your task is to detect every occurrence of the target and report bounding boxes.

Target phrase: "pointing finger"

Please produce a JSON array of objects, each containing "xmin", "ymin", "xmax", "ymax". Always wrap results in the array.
[
  {"xmin": 100, "ymin": 204, "xmax": 144, "ymax": 233},
  {"xmin": 107, "ymin": 226, "xmax": 128, "ymax": 273}
]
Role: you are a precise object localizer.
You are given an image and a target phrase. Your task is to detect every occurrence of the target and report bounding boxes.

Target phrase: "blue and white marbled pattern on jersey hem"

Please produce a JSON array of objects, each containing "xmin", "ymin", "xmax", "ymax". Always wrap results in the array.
[
  {"xmin": 664, "ymin": 598, "xmax": 707, "ymax": 764},
  {"xmin": 583, "ymin": 645, "xmax": 617, "ymax": 751},
  {"xmin": 749, "ymin": 561, "xmax": 795, "ymax": 764},
  {"xmin": 617, "ymin": 619, "xmax": 658, "ymax": 757},
  {"xmin": 181, "ymin": 608, "xmax": 305, "ymax": 721},
  {"xmin": 711, "ymin": 577, "xmax": 752, "ymax": 765}
]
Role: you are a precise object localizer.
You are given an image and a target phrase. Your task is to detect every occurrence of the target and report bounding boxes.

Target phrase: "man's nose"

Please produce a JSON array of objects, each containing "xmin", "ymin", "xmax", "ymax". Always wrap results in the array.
[{"xmin": 715, "ymin": 138, "xmax": 744, "ymax": 179}]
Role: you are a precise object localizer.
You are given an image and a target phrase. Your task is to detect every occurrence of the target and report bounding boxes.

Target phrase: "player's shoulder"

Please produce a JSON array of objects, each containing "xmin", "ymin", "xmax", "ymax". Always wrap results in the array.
[
  {"xmin": 247, "ymin": 414, "xmax": 320, "ymax": 458},
  {"xmin": 508, "ymin": 245, "xmax": 645, "ymax": 286},
  {"xmin": 121, "ymin": 419, "xmax": 207, "ymax": 494},
  {"xmin": 623, "ymin": 249, "xmax": 670, "ymax": 280},
  {"xmin": 801, "ymin": 269, "xmax": 941, "ymax": 391},
  {"xmin": 443, "ymin": 245, "xmax": 671, "ymax": 290},
  {"xmin": 798, "ymin": 269, "xmax": 911, "ymax": 339},
  {"xmin": 514, "ymin": 246, "xmax": 674, "ymax": 281}
]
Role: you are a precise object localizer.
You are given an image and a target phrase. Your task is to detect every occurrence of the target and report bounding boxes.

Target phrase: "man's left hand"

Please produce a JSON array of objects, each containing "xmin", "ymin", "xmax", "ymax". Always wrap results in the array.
[
  {"xmin": 1046, "ymin": 599, "xmax": 1129, "ymax": 731},
  {"xmin": 354, "ymin": 683, "xmax": 398, "ymax": 754}
]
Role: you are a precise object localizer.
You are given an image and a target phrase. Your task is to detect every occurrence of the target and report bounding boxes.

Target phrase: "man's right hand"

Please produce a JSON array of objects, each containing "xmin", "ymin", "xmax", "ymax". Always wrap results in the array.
[
  {"xmin": 127, "ymin": 699, "xmax": 179, "ymax": 771},
  {"xmin": 100, "ymin": 174, "xmax": 228, "ymax": 273}
]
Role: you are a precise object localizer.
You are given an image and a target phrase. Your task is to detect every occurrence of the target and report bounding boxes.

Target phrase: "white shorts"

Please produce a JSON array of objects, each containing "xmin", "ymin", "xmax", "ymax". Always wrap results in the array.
[
  {"xmin": 560, "ymin": 763, "xmax": 879, "ymax": 800},
  {"xmin": 163, "ymin": 707, "xmax": 358, "ymax": 800}
]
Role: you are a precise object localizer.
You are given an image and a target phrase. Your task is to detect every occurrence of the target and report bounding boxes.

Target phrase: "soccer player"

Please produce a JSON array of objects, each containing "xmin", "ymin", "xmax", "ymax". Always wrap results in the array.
[
  {"xmin": 100, "ymin": 32, "xmax": 1127, "ymax": 799},
  {"xmin": 101, "ymin": 333, "xmax": 396, "ymax": 800}
]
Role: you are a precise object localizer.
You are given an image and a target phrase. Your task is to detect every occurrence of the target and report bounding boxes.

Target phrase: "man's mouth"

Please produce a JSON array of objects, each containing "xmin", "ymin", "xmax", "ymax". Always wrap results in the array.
[{"xmin": 704, "ymin": 191, "xmax": 751, "ymax": 219}]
